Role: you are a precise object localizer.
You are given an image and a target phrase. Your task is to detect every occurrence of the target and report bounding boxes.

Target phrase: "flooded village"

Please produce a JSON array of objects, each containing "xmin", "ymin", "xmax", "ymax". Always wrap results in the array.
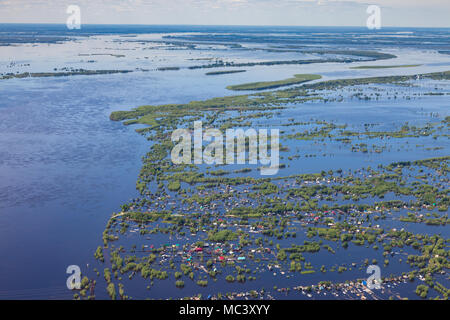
[{"xmin": 84, "ymin": 70, "xmax": 449, "ymax": 300}]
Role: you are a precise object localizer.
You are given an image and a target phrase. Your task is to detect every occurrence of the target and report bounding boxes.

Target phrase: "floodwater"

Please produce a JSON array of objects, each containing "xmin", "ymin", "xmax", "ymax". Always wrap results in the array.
[{"xmin": 0, "ymin": 24, "xmax": 448, "ymax": 299}]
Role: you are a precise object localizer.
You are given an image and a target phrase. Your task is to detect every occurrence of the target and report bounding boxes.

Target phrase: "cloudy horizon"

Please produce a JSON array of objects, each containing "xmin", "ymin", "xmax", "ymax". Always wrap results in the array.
[{"xmin": 0, "ymin": 0, "xmax": 449, "ymax": 28}]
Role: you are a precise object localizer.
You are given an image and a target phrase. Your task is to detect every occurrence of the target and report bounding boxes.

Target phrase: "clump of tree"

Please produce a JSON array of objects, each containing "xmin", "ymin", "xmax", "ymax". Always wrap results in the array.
[
  {"xmin": 208, "ymin": 229, "xmax": 237, "ymax": 242},
  {"xmin": 415, "ymin": 284, "xmax": 429, "ymax": 299}
]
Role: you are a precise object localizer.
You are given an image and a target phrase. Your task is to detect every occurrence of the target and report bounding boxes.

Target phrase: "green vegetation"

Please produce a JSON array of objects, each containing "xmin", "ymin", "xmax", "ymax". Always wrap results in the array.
[
  {"xmin": 207, "ymin": 230, "xmax": 237, "ymax": 242},
  {"xmin": 1, "ymin": 69, "xmax": 132, "ymax": 80},
  {"xmin": 157, "ymin": 67, "xmax": 180, "ymax": 71},
  {"xmin": 167, "ymin": 181, "xmax": 181, "ymax": 192},
  {"xmin": 226, "ymin": 74, "xmax": 322, "ymax": 91},
  {"xmin": 107, "ymin": 283, "xmax": 116, "ymax": 300},
  {"xmin": 206, "ymin": 70, "xmax": 246, "ymax": 76},
  {"xmin": 415, "ymin": 285, "xmax": 429, "ymax": 299},
  {"xmin": 350, "ymin": 64, "xmax": 421, "ymax": 69}
]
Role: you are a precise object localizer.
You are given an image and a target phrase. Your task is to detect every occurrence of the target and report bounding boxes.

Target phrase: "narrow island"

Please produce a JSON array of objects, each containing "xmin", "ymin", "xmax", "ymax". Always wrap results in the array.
[
  {"xmin": 350, "ymin": 64, "xmax": 422, "ymax": 69},
  {"xmin": 206, "ymin": 70, "xmax": 246, "ymax": 76},
  {"xmin": 226, "ymin": 74, "xmax": 322, "ymax": 91}
]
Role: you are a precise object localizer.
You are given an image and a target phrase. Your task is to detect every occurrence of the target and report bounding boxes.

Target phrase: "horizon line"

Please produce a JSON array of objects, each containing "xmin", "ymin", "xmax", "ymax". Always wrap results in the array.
[{"xmin": 1, "ymin": 22, "xmax": 449, "ymax": 29}]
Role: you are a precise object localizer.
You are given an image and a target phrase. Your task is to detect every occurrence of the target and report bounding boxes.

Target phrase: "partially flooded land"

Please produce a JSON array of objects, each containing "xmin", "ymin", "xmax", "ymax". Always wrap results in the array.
[
  {"xmin": 89, "ymin": 70, "xmax": 449, "ymax": 301},
  {"xmin": 0, "ymin": 25, "xmax": 449, "ymax": 300}
]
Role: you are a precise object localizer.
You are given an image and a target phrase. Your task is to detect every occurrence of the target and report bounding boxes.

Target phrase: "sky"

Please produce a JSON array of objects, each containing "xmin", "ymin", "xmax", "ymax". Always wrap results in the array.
[{"xmin": 0, "ymin": 0, "xmax": 449, "ymax": 28}]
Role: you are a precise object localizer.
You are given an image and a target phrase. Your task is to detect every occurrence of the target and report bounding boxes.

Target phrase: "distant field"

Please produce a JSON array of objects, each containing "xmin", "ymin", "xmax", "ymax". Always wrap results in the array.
[
  {"xmin": 226, "ymin": 74, "xmax": 321, "ymax": 91},
  {"xmin": 350, "ymin": 64, "xmax": 421, "ymax": 69},
  {"xmin": 0, "ymin": 69, "xmax": 133, "ymax": 80},
  {"xmin": 206, "ymin": 70, "xmax": 246, "ymax": 75}
]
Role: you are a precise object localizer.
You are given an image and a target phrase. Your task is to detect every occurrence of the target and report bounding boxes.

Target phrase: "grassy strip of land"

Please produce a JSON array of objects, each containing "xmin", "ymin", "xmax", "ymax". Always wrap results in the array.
[
  {"xmin": 157, "ymin": 67, "xmax": 180, "ymax": 71},
  {"xmin": 206, "ymin": 70, "xmax": 246, "ymax": 76},
  {"xmin": 226, "ymin": 74, "xmax": 322, "ymax": 91},
  {"xmin": 0, "ymin": 69, "xmax": 132, "ymax": 80},
  {"xmin": 350, "ymin": 64, "xmax": 421, "ymax": 70}
]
